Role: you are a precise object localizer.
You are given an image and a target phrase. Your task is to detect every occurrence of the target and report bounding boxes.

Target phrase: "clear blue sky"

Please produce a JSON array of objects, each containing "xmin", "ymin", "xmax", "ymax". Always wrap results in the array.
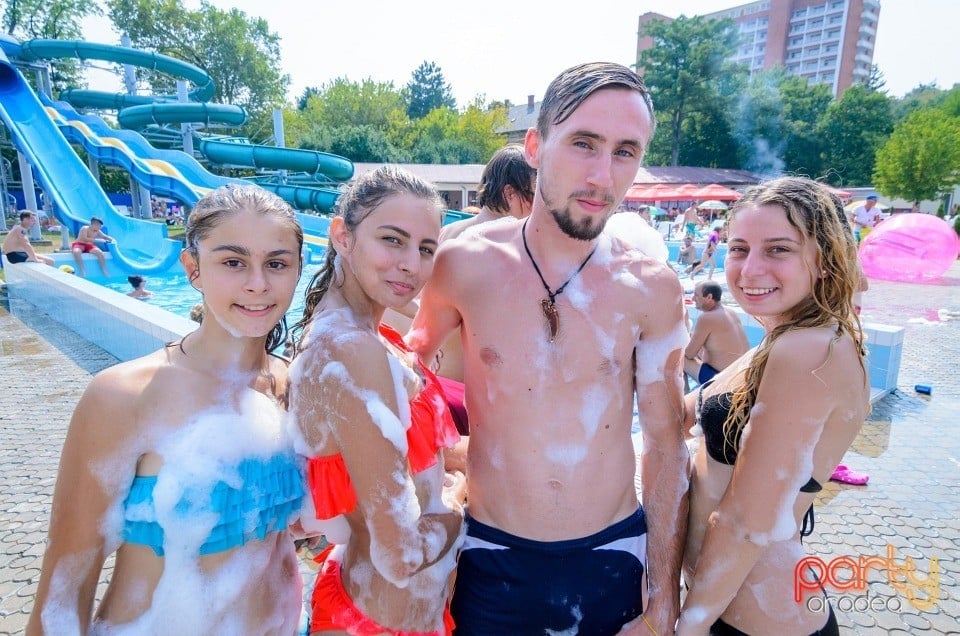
[{"xmin": 81, "ymin": 0, "xmax": 957, "ymax": 106}]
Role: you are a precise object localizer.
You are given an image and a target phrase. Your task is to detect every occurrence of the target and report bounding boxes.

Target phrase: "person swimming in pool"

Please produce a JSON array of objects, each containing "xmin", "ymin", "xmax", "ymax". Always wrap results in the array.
[{"xmin": 27, "ymin": 185, "xmax": 306, "ymax": 635}]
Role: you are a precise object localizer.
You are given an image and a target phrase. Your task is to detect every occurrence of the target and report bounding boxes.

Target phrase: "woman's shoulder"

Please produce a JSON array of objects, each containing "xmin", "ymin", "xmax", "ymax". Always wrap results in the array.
[
  {"xmin": 295, "ymin": 324, "xmax": 389, "ymax": 380},
  {"xmin": 88, "ymin": 349, "xmax": 169, "ymax": 397},
  {"xmin": 766, "ymin": 326, "xmax": 866, "ymax": 383},
  {"xmin": 73, "ymin": 350, "xmax": 173, "ymax": 442}
]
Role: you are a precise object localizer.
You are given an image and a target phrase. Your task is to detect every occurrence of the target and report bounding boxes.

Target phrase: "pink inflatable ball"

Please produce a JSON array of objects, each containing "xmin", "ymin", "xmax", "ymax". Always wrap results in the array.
[{"xmin": 859, "ymin": 213, "xmax": 959, "ymax": 283}]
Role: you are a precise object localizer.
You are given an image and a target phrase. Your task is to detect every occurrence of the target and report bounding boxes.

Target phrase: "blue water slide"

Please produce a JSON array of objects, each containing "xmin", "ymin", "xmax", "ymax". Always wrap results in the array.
[
  {"xmin": 47, "ymin": 96, "xmax": 345, "ymax": 213},
  {"xmin": 0, "ymin": 50, "xmax": 181, "ymax": 274},
  {"xmin": 45, "ymin": 96, "xmax": 240, "ymax": 202}
]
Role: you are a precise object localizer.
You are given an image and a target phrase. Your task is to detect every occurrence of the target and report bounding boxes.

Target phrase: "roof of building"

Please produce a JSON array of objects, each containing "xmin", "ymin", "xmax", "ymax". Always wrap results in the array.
[
  {"xmin": 352, "ymin": 162, "xmax": 485, "ymax": 187},
  {"xmin": 634, "ymin": 166, "xmax": 763, "ymax": 186}
]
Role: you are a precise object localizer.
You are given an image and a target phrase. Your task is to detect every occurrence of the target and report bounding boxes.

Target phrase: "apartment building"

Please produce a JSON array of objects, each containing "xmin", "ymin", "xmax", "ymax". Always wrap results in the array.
[{"xmin": 637, "ymin": 0, "xmax": 881, "ymax": 97}]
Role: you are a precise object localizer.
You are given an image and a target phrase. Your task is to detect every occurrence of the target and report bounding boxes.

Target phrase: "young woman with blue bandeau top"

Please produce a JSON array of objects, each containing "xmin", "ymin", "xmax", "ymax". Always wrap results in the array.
[{"xmin": 28, "ymin": 185, "xmax": 306, "ymax": 635}]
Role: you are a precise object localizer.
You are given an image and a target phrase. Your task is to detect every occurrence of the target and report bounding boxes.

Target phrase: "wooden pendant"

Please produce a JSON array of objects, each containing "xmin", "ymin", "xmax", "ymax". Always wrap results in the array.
[{"xmin": 540, "ymin": 298, "xmax": 560, "ymax": 342}]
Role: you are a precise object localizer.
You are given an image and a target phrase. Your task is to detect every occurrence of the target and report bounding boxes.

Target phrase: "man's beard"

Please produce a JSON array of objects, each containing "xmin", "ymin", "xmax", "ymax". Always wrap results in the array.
[
  {"xmin": 549, "ymin": 206, "xmax": 607, "ymax": 241},
  {"xmin": 540, "ymin": 180, "xmax": 614, "ymax": 241}
]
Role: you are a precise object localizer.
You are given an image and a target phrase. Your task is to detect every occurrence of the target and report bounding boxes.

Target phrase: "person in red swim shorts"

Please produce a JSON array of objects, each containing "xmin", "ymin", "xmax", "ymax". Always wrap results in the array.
[{"xmin": 71, "ymin": 216, "xmax": 115, "ymax": 277}]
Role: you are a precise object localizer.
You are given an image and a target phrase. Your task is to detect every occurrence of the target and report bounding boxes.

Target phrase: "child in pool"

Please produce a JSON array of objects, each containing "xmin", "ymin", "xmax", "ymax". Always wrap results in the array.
[
  {"xmin": 288, "ymin": 166, "xmax": 466, "ymax": 636},
  {"xmin": 27, "ymin": 185, "xmax": 306, "ymax": 635}
]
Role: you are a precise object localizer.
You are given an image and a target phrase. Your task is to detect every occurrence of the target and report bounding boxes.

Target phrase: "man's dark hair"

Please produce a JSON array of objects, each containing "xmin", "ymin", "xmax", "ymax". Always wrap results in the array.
[
  {"xmin": 536, "ymin": 62, "xmax": 655, "ymax": 140},
  {"xmin": 19, "ymin": 211, "xmax": 34, "ymax": 222},
  {"xmin": 699, "ymin": 281, "xmax": 722, "ymax": 302},
  {"xmin": 475, "ymin": 144, "xmax": 536, "ymax": 214},
  {"xmin": 90, "ymin": 216, "xmax": 104, "ymax": 226}
]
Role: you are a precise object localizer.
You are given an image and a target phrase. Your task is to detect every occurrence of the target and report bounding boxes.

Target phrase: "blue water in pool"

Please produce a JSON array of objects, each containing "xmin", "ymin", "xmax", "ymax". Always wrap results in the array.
[{"xmin": 103, "ymin": 264, "xmax": 324, "ymax": 324}]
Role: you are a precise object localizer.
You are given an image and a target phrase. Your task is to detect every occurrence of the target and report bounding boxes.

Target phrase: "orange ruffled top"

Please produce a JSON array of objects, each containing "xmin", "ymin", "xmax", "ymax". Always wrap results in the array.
[{"xmin": 306, "ymin": 324, "xmax": 459, "ymax": 520}]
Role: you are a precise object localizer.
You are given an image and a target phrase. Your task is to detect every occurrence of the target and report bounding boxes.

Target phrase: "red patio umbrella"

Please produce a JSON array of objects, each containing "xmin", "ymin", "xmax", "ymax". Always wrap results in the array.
[
  {"xmin": 624, "ymin": 185, "xmax": 658, "ymax": 201},
  {"xmin": 669, "ymin": 183, "xmax": 702, "ymax": 200},
  {"xmin": 691, "ymin": 183, "xmax": 742, "ymax": 201},
  {"xmin": 624, "ymin": 183, "xmax": 675, "ymax": 201}
]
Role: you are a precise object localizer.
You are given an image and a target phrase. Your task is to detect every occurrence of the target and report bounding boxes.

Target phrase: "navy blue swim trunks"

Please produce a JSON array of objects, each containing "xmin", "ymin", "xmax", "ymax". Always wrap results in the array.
[
  {"xmin": 451, "ymin": 507, "xmax": 647, "ymax": 635},
  {"xmin": 5, "ymin": 251, "xmax": 29, "ymax": 264}
]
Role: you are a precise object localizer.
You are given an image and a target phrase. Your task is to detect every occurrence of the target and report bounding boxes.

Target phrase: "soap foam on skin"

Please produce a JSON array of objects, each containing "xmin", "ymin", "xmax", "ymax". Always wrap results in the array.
[
  {"xmin": 604, "ymin": 213, "xmax": 670, "ymax": 263},
  {"xmin": 635, "ymin": 320, "xmax": 688, "ymax": 386},
  {"xmin": 83, "ymin": 389, "xmax": 299, "ymax": 635},
  {"xmin": 738, "ymin": 418, "xmax": 818, "ymax": 546},
  {"xmin": 202, "ymin": 303, "xmax": 246, "ymax": 339},
  {"xmin": 40, "ymin": 548, "xmax": 98, "ymax": 634}
]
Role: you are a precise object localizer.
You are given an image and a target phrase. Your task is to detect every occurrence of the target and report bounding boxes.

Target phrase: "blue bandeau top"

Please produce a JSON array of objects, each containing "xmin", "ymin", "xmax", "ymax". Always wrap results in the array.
[{"xmin": 122, "ymin": 452, "xmax": 304, "ymax": 556}]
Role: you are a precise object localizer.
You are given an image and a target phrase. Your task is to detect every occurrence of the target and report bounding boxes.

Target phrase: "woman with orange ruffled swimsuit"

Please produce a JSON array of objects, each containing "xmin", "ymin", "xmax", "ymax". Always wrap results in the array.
[{"xmin": 289, "ymin": 166, "xmax": 466, "ymax": 636}]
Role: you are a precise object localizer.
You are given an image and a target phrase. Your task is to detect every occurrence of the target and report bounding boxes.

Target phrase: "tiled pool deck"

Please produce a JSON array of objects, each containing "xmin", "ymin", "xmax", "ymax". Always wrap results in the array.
[{"xmin": 1, "ymin": 262, "xmax": 958, "ymax": 635}]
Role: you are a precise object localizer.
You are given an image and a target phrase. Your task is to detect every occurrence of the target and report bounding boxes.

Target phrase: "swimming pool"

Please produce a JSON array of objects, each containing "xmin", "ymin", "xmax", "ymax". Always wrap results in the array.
[{"xmin": 102, "ymin": 264, "xmax": 324, "ymax": 325}]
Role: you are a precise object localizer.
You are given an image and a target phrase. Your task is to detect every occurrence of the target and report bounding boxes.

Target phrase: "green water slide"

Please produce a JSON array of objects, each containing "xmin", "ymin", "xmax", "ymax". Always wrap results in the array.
[{"xmin": 21, "ymin": 39, "xmax": 353, "ymax": 210}]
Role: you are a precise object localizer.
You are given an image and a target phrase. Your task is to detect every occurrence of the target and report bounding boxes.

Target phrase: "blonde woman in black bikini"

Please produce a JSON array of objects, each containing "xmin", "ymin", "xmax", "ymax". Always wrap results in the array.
[{"xmin": 677, "ymin": 177, "xmax": 869, "ymax": 636}]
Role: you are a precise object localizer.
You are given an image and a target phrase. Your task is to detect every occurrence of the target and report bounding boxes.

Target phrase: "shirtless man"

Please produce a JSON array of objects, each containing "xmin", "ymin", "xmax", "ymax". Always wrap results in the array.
[
  {"xmin": 677, "ymin": 235, "xmax": 699, "ymax": 270},
  {"xmin": 2, "ymin": 211, "xmax": 54, "ymax": 266},
  {"xmin": 384, "ymin": 145, "xmax": 536, "ymax": 437},
  {"xmin": 440, "ymin": 143, "xmax": 536, "ymax": 243},
  {"xmin": 684, "ymin": 280, "xmax": 749, "ymax": 386},
  {"xmin": 71, "ymin": 216, "xmax": 115, "ymax": 277},
  {"xmin": 682, "ymin": 205, "xmax": 701, "ymax": 238},
  {"xmin": 409, "ymin": 62, "xmax": 688, "ymax": 635}
]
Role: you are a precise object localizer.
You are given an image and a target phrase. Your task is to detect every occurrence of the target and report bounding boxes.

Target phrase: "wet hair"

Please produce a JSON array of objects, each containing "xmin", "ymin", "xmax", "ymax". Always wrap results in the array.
[
  {"xmin": 189, "ymin": 302, "xmax": 204, "ymax": 324},
  {"xmin": 475, "ymin": 144, "xmax": 536, "ymax": 215},
  {"xmin": 127, "ymin": 275, "xmax": 145, "ymax": 289},
  {"xmin": 723, "ymin": 176, "xmax": 868, "ymax": 444},
  {"xmin": 19, "ymin": 211, "xmax": 34, "ymax": 222},
  {"xmin": 697, "ymin": 280, "xmax": 722, "ymax": 302},
  {"xmin": 90, "ymin": 216, "xmax": 103, "ymax": 226},
  {"xmin": 293, "ymin": 166, "xmax": 443, "ymax": 343},
  {"xmin": 536, "ymin": 62, "xmax": 655, "ymax": 141},
  {"xmin": 183, "ymin": 184, "xmax": 303, "ymax": 352}
]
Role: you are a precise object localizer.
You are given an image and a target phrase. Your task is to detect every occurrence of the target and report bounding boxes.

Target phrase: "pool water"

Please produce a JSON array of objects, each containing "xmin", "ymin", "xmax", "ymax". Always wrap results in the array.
[{"xmin": 103, "ymin": 264, "xmax": 324, "ymax": 325}]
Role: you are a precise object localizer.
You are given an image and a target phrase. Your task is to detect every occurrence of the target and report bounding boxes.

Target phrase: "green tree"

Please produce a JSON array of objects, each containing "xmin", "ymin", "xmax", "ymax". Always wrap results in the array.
[
  {"xmin": 637, "ymin": 14, "xmax": 741, "ymax": 166},
  {"xmin": 873, "ymin": 107, "xmax": 960, "ymax": 204},
  {"xmin": 297, "ymin": 86, "xmax": 320, "ymax": 111},
  {"xmin": 732, "ymin": 71, "xmax": 788, "ymax": 176},
  {"xmin": 892, "ymin": 82, "xmax": 945, "ymax": 123},
  {"xmin": 778, "ymin": 73, "xmax": 833, "ymax": 178},
  {"xmin": 106, "ymin": 0, "xmax": 287, "ymax": 121},
  {"xmin": 865, "ymin": 64, "xmax": 886, "ymax": 93},
  {"xmin": 1, "ymin": 0, "xmax": 100, "ymax": 91},
  {"xmin": 300, "ymin": 124, "xmax": 403, "ymax": 163},
  {"xmin": 405, "ymin": 61, "xmax": 456, "ymax": 119},
  {"xmin": 817, "ymin": 84, "xmax": 893, "ymax": 186},
  {"xmin": 676, "ymin": 100, "xmax": 742, "ymax": 169},
  {"xmin": 302, "ymin": 77, "xmax": 407, "ymax": 130}
]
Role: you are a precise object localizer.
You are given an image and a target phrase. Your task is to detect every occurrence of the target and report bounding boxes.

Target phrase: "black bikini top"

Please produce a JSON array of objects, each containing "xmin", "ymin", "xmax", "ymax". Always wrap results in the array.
[
  {"xmin": 696, "ymin": 382, "xmax": 822, "ymax": 494},
  {"xmin": 695, "ymin": 381, "xmax": 822, "ymax": 539}
]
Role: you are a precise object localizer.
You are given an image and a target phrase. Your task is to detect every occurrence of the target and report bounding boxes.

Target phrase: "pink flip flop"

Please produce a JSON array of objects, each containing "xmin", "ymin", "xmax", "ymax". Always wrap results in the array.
[{"xmin": 830, "ymin": 464, "xmax": 869, "ymax": 485}]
